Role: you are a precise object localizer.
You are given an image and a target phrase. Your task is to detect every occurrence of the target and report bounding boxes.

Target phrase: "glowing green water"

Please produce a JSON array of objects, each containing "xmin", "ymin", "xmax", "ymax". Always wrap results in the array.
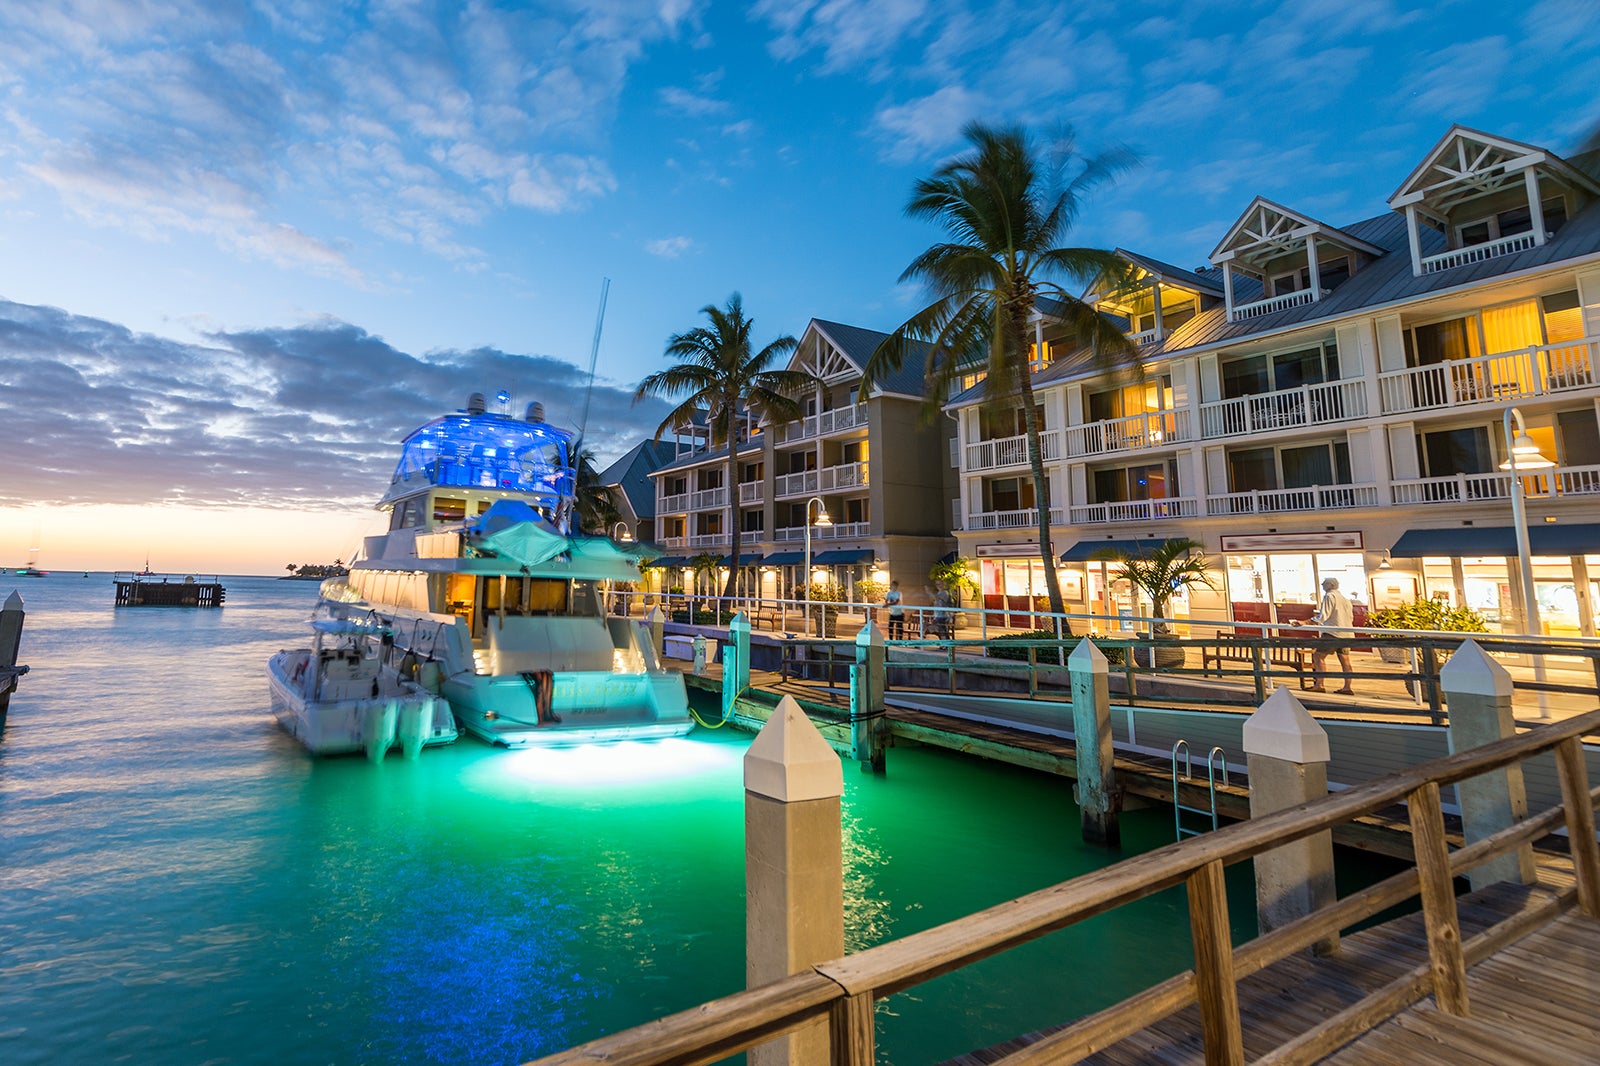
[{"xmin": 0, "ymin": 576, "xmax": 1391, "ymax": 1064}]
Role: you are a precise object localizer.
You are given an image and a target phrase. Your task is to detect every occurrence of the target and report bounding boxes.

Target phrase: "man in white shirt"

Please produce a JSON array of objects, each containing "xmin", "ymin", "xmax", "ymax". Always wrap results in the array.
[{"xmin": 1309, "ymin": 577, "xmax": 1355, "ymax": 694}]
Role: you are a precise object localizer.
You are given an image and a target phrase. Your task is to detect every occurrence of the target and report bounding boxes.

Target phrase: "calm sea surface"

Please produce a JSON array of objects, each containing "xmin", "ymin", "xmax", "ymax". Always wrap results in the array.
[{"xmin": 0, "ymin": 574, "xmax": 1377, "ymax": 1064}]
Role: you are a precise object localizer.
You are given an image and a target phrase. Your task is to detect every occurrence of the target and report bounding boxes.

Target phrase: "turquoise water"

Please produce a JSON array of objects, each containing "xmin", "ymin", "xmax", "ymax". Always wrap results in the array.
[{"xmin": 0, "ymin": 575, "xmax": 1383, "ymax": 1064}]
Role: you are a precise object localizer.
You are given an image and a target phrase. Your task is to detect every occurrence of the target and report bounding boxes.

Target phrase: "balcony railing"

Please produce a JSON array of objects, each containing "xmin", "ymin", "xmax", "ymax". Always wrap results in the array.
[
  {"xmin": 1391, "ymin": 465, "xmax": 1600, "ymax": 505},
  {"xmin": 1200, "ymin": 379, "xmax": 1366, "ymax": 438},
  {"xmin": 1069, "ymin": 497, "xmax": 1199, "ymax": 524},
  {"xmin": 772, "ymin": 522, "xmax": 871, "ymax": 542},
  {"xmin": 690, "ymin": 487, "xmax": 726, "ymax": 510},
  {"xmin": 965, "ymin": 430, "xmax": 1061, "ymax": 472},
  {"xmin": 1064, "ymin": 411, "xmax": 1192, "ymax": 457},
  {"xmin": 1206, "ymin": 483, "xmax": 1380, "ymax": 516},
  {"xmin": 737, "ymin": 482, "xmax": 762, "ymax": 504},
  {"xmin": 1377, "ymin": 337, "xmax": 1598, "ymax": 415},
  {"xmin": 687, "ymin": 533, "xmax": 730, "ymax": 549},
  {"xmin": 658, "ymin": 492, "xmax": 689, "ymax": 513},
  {"xmin": 1420, "ymin": 231, "xmax": 1539, "ymax": 274},
  {"xmin": 657, "ymin": 535, "xmax": 687, "ymax": 548},
  {"xmin": 965, "ymin": 507, "xmax": 1064, "ymax": 531},
  {"xmin": 775, "ymin": 461, "xmax": 869, "ymax": 499},
  {"xmin": 777, "ymin": 404, "xmax": 868, "ymax": 444},
  {"xmin": 1227, "ymin": 287, "xmax": 1318, "ymax": 322}
]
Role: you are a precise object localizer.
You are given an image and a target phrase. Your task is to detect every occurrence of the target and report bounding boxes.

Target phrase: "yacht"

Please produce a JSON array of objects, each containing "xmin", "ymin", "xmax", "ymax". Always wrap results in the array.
[{"xmin": 307, "ymin": 392, "xmax": 691, "ymax": 748}]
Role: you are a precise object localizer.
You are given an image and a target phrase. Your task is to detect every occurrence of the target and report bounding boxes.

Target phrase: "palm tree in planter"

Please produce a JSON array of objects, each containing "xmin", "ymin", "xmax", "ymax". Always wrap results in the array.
[
  {"xmin": 862, "ymin": 121, "xmax": 1139, "ymax": 618},
  {"xmin": 1096, "ymin": 538, "xmax": 1213, "ymax": 668},
  {"xmin": 635, "ymin": 293, "xmax": 817, "ymax": 600}
]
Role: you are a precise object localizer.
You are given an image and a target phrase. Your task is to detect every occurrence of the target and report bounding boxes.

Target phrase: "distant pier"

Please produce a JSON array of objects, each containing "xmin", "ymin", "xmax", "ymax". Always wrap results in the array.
[{"xmin": 113, "ymin": 574, "xmax": 226, "ymax": 608}]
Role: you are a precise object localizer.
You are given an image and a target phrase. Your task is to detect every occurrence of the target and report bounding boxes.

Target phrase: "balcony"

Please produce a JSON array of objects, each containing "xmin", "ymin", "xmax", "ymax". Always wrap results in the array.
[
  {"xmin": 690, "ymin": 487, "xmax": 727, "ymax": 510},
  {"xmin": 965, "ymin": 430, "xmax": 1061, "ymax": 472},
  {"xmin": 1068, "ymin": 497, "xmax": 1199, "ymax": 524},
  {"xmin": 657, "ymin": 535, "xmax": 687, "ymax": 549},
  {"xmin": 772, "ymin": 522, "xmax": 871, "ymax": 542},
  {"xmin": 777, "ymin": 404, "xmax": 868, "ymax": 444},
  {"xmin": 687, "ymin": 532, "xmax": 731, "ymax": 549},
  {"xmin": 1391, "ymin": 465, "xmax": 1600, "ymax": 505},
  {"xmin": 1227, "ymin": 288, "xmax": 1318, "ymax": 323},
  {"xmin": 1064, "ymin": 411, "xmax": 1192, "ymax": 458},
  {"xmin": 1420, "ymin": 231, "xmax": 1539, "ymax": 274},
  {"xmin": 1378, "ymin": 337, "xmax": 1597, "ymax": 415},
  {"xmin": 737, "ymin": 481, "xmax": 762, "ymax": 504},
  {"xmin": 774, "ymin": 461, "xmax": 869, "ymax": 499},
  {"xmin": 658, "ymin": 492, "xmax": 689, "ymax": 513},
  {"xmin": 1200, "ymin": 379, "xmax": 1366, "ymax": 438},
  {"xmin": 965, "ymin": 507, "xmax": 1064, "ymax": 531},
  {"xmin": 1206, "ymin": 483, "xmax": 1380, "ymax": 516}
]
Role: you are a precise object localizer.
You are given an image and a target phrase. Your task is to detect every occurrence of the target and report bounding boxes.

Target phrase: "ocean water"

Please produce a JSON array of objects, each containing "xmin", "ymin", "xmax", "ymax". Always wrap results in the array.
[{"xmin": 0, "ymin": 574, "xmax": 1368, "ymax": 1065}]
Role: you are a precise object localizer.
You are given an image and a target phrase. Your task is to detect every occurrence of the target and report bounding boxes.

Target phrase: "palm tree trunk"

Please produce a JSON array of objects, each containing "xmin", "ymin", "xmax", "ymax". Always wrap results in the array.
[
  {"xmin": 1018, "ymin": 367, "xmax": 1066, "ymax": 618},
  {"xmin": 723, "ymin": 447, "xmax": 740, "ymax": 601}
]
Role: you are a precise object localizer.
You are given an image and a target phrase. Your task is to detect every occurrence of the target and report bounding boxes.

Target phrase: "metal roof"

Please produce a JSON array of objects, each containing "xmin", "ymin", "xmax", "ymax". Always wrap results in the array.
[
  {"xmin": 597, "ymin": 439, "xmax": 681, "ymax": 518},
  {"xmin": 808, "ymin": 318, "xmax": 935, "ymax": 397}
]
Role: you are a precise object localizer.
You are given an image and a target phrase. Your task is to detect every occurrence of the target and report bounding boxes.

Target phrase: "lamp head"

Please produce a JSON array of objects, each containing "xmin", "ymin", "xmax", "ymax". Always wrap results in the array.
[
  {"xmin": 1498, "ymin": 433, "xmax": 1555, "ymax": 470},
  {"xmin": 814, "ymin": 508, "xmax": 832, "ymax": 527}
]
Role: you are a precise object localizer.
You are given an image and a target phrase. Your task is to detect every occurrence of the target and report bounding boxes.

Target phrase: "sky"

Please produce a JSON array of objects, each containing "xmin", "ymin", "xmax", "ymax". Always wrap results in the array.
[{"xmin": 1, "ymin": 0, "xmax": 1597, "ymax": 574}]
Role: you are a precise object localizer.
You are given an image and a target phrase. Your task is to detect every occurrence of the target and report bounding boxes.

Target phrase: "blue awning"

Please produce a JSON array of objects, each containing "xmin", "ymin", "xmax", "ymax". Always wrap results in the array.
[
  {"xmin": 1059, "ymin": 538, "xmax": 1158, "ymax": 562},
  {"xmin": 1391, "ymin": 524, "xmax": 1600, "ymax": 558},
  {"xmin": 718, "ymin": 552, "xmax": 764, "ymax": 567},
  {"xmin": 646, "ymin": 555, "xmax": 688, "ymax": 568},
  {"xmin": 813, "ymin": 548, "xmax": 876, "ymax": 565},
  {"xmin": 764, "ymin": 551, "xmax": 804, "ymax": 565}
]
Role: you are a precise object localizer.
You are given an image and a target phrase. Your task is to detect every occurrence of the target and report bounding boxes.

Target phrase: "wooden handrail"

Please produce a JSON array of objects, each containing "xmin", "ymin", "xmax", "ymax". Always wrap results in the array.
[{"xmin": 526, "ymin": 709, "xmax": 1600, "ymax": 1066}]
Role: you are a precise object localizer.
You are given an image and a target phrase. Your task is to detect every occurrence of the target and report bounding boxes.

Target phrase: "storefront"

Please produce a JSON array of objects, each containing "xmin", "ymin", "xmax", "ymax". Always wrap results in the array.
[
  {"xmin": 1390, "ymin": 525, "xmax": 1600, "ymax": 637},
  {"xmin": 1220, "ymin": 531, "xmax": 1370, "ymax": 632},
  {"xmin": 1053, "ymin": 537, "xmax": 1195, "ymax": 632},
  {"xmin": 977, "ymin": 543, "xmax": 1056, "ymax": 626}
]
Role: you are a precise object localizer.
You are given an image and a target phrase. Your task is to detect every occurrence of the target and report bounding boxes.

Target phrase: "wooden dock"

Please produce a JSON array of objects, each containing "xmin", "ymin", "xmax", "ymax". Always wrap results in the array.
[{"xmin": 113, "ymin": 576, "xmax": 226, "ymax": 607}]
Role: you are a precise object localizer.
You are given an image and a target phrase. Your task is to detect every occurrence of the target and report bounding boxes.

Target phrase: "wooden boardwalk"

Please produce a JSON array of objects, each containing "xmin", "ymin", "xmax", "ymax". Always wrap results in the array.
[{"xmin": 947, "ymin": 866, "xmax": 1597, "ymax": 1064}]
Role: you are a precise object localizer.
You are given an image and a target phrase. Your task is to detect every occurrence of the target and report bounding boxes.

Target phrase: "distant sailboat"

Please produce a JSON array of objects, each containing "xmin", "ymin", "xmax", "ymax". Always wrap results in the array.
[{"xmin": 18, "ymin": 546, "xmax": 47, "ymax": 577}]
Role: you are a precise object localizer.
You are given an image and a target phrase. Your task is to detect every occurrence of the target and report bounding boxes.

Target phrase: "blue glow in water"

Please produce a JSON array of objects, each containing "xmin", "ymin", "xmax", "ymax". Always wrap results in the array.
[{"xmin": 0, "ymin": 576, "xmax": 1395, "ymax": 1065}]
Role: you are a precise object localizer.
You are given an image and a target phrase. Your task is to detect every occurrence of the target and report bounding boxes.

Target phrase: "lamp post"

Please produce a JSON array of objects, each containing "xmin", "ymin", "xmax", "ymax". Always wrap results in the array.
[
  {"xmin": 608, "ymin": 522, "xmax": 633, "ymax": 616},
  {"xmin": 801, "ymin": 496, "xmax": 831, "ymax": 635},
  {"xmin": 1498, "ymin": 407, "xmax": 1555, "ymax": 718}
]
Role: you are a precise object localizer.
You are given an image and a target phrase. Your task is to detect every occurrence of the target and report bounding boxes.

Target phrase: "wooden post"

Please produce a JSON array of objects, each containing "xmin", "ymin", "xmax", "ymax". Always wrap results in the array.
[
  {"xmin": 1441, "ymin": 640, "xmax": 1534, "ymax": 890},
  {"xmin": 1187, "ymin": 859, "xmax": 1244, "ymax": 1066},
  {"xmin": 0, "ymin": 591, "xmax": 22, "ymax": 723},
  {"xmin": 1251, "ymin": 644, "xmax": 1266, "ymax": 705},
  {"xmin": 850, "ymin": 621, "xmax": 886, "ymax": 773},
  {"xmin": 1243, "ymin": 687, "xmax": 1337, "ymax": 952},
  {"xmin": 1070, "ymin": 638, "xmax": 1120, "ymax": 848},
  {"xmin": 1421, "ymin": 645, "xmax": 1442, "ymax": 723},
  {"xmin": 1554, "ymin": 736, "xmax": 1600, "ymax": 918},
  {"xmin": 1408, "ymin": 780, "xmax": 1469, "ymax": 1016},
  {"xmin": 724, "ymin": 611, "xmax": 751, "ymax": 723},
  {"xmin": 745, "ymin": 696, "xmax": 845, "ymax": 1066},
  {"xmin": 828, "ymin": 991, "xmax": 875, "ymax": 1066}
]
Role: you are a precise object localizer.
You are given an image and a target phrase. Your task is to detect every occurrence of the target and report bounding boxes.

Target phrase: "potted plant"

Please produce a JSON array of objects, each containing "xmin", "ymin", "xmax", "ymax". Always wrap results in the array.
[
  {"xmin": 1367, "ymin": 599, "xmax": 1488, "ymax": 663},
  {"xmin": 1094, "ymin": 538, "xmax": 1214, "ymax": 669},
  {"xmin": 807, "ymin": 580, "xmax": 844, "ymax": 638}
]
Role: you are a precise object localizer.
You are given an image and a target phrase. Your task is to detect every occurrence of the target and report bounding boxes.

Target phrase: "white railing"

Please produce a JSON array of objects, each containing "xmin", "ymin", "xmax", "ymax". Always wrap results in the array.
[
  {"xmin": 774, "ymin": 469, "xmax": 818, "ymax": 498},
  {"xmin": 1554, "ymin": 464, "xmax": 1600, "ymax": 496},
  {"xmin": 772, "ymin": 522, "xmax": 871, "ymax": 542},
  {"xmin": 1064, "ymin": 410, "xmax": 1193, "ymax": 457},
  {"xmin": 1227, "ymin": 288, "xmax": 1318, "ymax": 322},
  {"xmin": 1391, "ymin": 465, "xmax": 1600, "ymax": 504},
  {"xmin": 687, "ymin": 533, "xmax": 730, "ymax": 549},
  {"xmin": 690, "ymin": 487, "xmax": 727, "ymax": 509},
  {"xmin": 1206, "ymin": 483, "xmax": 1380, "ymax": 516},
  {"xmin": 965, "ymin": 507, "xmax": 1064, "ymax": 531},
  {"xmin": 1420, "ymin": 231, "xmax": 1539, "ymax": 274},
  {"xmin": 657, "ymin": 535, "xmax": 688, "ymax": 549},
  {"xmin": 1069, "ymin": 497, "xmax": 1198, "ymax": 524},
  {"xmin": 1128, "ymin": 328, "xmax": 1159, "ymax": 347},
  {"xmin": 778, "ymin": 404, "xmax": 868, "ymax": 443},
  {"xmin": 774, "ymin": 461, "xmax": 869, "ymax": 498},
  {"xmin": 658, "ymin": 492, "xmax": 689, "ymax": 513},
  {"xmin": 1378, "ymin": 337, "xmax": 1598, "ymax": 414},
  {"xmin": 965, "ymin": 430, "xmax": 1062, "ymax": 472},
  {"xmin": 1199, "ymin": 379, "xmax": 1366, "ymax": 438},
  {"xmin": 738, "ymin": 482, "xmax": 762, "ymax": 504}
]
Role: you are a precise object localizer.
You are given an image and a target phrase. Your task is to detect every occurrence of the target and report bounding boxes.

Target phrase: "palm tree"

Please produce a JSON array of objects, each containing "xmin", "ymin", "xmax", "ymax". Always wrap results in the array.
[
  {"xmin": 1096, "ymin": 537, "xmax": 1214, "ymax": 636},
  {"xmin": 573, "ymin": 447, "xmax": 620, "ymax": 535},
  {"xmin": 862, "ymin": 122, "xmax": 1139, "ymax": 617},
  {"xmin": 635, "ymin": 294, "xmax": 816, "ymax": 599}
]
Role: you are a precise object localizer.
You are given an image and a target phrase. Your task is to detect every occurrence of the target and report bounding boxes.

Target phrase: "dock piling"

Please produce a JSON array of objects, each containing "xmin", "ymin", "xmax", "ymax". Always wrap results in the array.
[
  {"xmin": 0, "ymin": 591, "xmax": 23, "ymax": 725},
  {"xmin": 1243, "ymin": 686, "xmax": 1337, "ymax": 953},
  {"xmin": 1070, "ymin": 638, "xmax": 1120, "ymax": 848},
  {"xmin": 850, "ymin": 620, "xmax": 886, "ymax": 773},
  {"xmin": 724, "ymin": 611, "xmax": 750, "ymax": 722},
  {"xmin": 1441, "ymin": 639, "xmax": 1534, "ymax": 890},
  {"xmin": 646, "ymin": 605, "xmax": 664, "ymax": 660},
  {"xmin": 744, "ymin": 696, "xmax": 846, "ymax": 1066}
]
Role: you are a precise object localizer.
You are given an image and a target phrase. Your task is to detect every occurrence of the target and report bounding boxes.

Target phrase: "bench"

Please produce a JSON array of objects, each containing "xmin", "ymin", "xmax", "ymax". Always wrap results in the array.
[
  {"xmin": 751, "ymin": 604, "xmax": 784, "ymax": 631},
  {"xmin": 1200, "ymin": 640, "xmax": 1311, "ymax": 689}
]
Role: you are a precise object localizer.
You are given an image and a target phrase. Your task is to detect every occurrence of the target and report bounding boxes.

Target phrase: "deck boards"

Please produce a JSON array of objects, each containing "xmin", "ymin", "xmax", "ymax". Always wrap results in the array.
[{"xmin": 942, "ymin": 868, "xmax": 1594, "ymax": 1066}]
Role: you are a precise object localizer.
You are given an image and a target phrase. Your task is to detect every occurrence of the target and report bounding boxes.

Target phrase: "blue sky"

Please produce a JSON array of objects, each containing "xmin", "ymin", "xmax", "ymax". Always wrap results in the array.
[{"xmin": 0, "ymin": 0, "xmax": 1597, "ymax": 568}]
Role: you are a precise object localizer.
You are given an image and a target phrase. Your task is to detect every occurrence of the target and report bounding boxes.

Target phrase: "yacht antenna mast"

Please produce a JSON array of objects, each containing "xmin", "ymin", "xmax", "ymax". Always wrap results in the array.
[{"xmin": 575, "ymin": 277, "xmax": 610, "ymax": 447}]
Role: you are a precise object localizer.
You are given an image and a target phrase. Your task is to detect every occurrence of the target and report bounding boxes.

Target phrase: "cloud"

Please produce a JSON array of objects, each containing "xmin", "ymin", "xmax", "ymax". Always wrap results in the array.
[
  {"xmin": 659, "ymin": 85, "xmax": 729, "ymax": 116},
  {"xmin": 0, "ymin": 298, "xmax": 669, "ymax": 509},
  {"xmin": 874, "ymin": 85, "xmax": 986, "ymax": 162},
  {"xmin": 753, "ymin": 0, "xmax": 929, "ymax": 71},
  {"xmin": 646, "ymin": 236, "xmax": 694, "ymax": 258},
  {"xmin": 1400, "ymin": 36, "xmax": 1510, "ymax": 118}
]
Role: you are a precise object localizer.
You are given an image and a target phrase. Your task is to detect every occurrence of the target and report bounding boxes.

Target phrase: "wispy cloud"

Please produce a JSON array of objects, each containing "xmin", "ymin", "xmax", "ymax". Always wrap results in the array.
[{"xmin": 646, "ymin": 236, "xmax": 694, "ymax": 258}]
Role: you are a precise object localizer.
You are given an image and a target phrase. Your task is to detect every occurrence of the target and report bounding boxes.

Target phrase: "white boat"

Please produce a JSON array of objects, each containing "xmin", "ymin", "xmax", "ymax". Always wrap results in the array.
[
  {"xmin": 308, "ymin": 392, "xmax": 692, "ymax": 748},
  {"xmin": 268, "ymin": 615, "xmax": 459, "ymax": 759}
]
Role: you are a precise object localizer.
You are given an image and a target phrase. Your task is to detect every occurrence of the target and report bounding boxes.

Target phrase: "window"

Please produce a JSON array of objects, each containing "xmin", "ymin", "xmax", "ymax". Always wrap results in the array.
[
  {"xmin": 1092, "ymin": 462, "xmax": 1174, "ymax": 503},
  {"xmin": 1457, "ymin": 195, "xmax": 1568, "ymax": 247},
  {"xmin": 1542, "ymin": 291, "xmax": 1584, "ymax": 344},
  {"xmin": 665, "ymin": 476, "xmax": 687, "ymax": 497},
  {"xmin": 741, "ymin": 508, "xmax": 764, "ymax": 533},
  {"xmin": 987, "ymin": 477, "xmax": 1035, "ymax": 512},
  {"xmin": 1221, "ymin": 343, "xmax": 1338, "ymax": 398},
  {"xmin": 979, "ymin": 405, "xmax": 1039, "ymax": 440},
  {"xmin": 697, "ymin": 468, "xmax": 723, "ymax": 490},
  {"xmin": 1088, "ymin": 379, "xmax": 1170, "ymax": 422},
  {"xmin": 1229, "ymin": 448, "xmax": 1278, "ymax": 492},
  {"xmin": 740, "ymin": 461, "xmax": 763, "ymax": 483},
  {"xmin": 844, "ymin": 498, "xmax": 869, "ymax": 524},
  {"xmin": 432, "ymin": 496, "xmax": 467, "ymax": 522},
  {"xmin": 1405, "ymin": 295, "xmax": 1571, "ymax": 367},
  {"xmin": 1269, "ymin": 255, "xmax": 1351, "ymax": 297},
  {"xmin": 841, "ymin": 439, "xmax": 869, "ymax": 464},
  {"xmin": 661, "ymin": 517, "xmax": 685, "ymax": 538},
  {"xmin": 786, "ymin": 451, "xmax": 817, "ymax": 473},
  {"xmin": 1229, "ymin": 441, "xmax": 1352, "ymax": 492},
  {"xmin": 1558, "ymin": 409, "xmax": 1600, "ymax": 466},
  {"xmin": 1406, "ymin": 317, "xmax": 1479, "ymax": 366},
  {"xmin": 847, "ymin": 386, "xmax": 859, "ymax": 405},
  {"xmin": 1419, "ymin": 427, "xmax": 1494, "ymax": 476},
  {"xmin": 697, "ymin": 512, "xmax": 723, "ymax": 535}
]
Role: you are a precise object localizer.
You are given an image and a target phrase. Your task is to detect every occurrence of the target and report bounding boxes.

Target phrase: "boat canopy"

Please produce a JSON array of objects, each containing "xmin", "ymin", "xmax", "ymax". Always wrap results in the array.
[{"xmin": 390, "ymin": 411, "xmax": 576, "ymax": 500}]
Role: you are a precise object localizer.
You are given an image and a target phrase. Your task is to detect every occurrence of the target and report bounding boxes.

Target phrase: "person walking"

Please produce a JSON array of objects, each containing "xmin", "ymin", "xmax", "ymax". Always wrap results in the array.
[
  {"xmin": 883, "ymin": 580, "xmax": 905, "ymax": 640},
  {"xmin": 1309, "ymin": 577, "xmax": 1355, "ymax": 694}
]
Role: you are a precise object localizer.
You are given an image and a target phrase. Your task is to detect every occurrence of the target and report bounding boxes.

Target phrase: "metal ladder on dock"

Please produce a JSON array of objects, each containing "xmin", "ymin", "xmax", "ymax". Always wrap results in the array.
[{"xmin": 1172, "ymin": 740, "xmax": 1230, "ymax": 841}]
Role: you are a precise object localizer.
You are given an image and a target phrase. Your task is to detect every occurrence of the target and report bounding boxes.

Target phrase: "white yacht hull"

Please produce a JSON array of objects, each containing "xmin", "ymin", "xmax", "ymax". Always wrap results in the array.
[
  {"xmin": 267, "ymin": 650, "xmax": 458, "ymax": 759},
  {"xmin": 442, "ymin": 668, "xmax": 693, "ymax": 748}
]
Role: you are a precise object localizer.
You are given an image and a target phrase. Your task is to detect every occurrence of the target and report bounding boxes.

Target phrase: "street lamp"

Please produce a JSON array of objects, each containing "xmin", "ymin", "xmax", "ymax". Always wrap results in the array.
[
  {"xmin": 612, "ymin": 521, "xmax": 633, "ymax": 543},
  {"xmin": 801, "ymin": 496, "xmax": 831, "ymax": 631},
  {"xmin": 1498, "ymin": 407, "xmax": 1555, "ymax": 717}
]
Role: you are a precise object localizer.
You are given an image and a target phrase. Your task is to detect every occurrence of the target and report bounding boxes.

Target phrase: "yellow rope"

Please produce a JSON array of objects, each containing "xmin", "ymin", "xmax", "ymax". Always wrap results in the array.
[{"xmin": 688, "ymin": 704, "xmax": 728, "ymax": 729}]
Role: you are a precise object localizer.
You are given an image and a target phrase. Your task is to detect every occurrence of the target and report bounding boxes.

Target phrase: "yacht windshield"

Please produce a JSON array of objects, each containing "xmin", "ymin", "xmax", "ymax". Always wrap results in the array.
[{"xmin": 393, "ymin": 413, "xmax": 575, "ymax": 499}]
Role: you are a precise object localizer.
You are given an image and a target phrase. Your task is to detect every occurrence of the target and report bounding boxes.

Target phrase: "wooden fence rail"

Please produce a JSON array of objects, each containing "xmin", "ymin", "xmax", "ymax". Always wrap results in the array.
[{"xmin": 526, "ymin": 708, "xmax": 1600, "ymax": 1066}]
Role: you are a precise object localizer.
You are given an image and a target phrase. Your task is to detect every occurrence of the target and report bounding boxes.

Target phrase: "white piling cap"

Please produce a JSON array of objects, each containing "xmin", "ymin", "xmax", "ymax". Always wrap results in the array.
[
  {"xmin": 1243, "ymin": 686, "xmax": 1331, "ymax": 764},
  {"xmin": 3, "ymin": 591, "xmax": 20, "ymax": 611},
  {"xmin": 645, "ymin": 606, "xmax": 662, "ymax": 622},
  {"xmin": 1438, "ymin": 639, "xmax": 1512, "ymax": 698},
  {"xmin": 744, "ymin": 696, "xmax": 843, "ymax": 802},
  {"xmin": 1068, "ymin": 637, "xmax": 1107, "ymax": 674},
  {"xmin": 856, "ymin": 619, "xmax": 884, "ymax": 648}
]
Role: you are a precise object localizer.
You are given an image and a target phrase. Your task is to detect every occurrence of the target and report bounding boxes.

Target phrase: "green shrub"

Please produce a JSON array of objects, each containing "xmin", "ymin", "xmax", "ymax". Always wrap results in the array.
[{"xmin": 1368, "ymin": 599, "xmax": 1488, "ymax": 633}]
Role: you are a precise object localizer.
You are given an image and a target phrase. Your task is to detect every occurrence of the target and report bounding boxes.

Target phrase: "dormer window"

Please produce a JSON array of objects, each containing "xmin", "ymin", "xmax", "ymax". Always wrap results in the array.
[
  {"xmin": 1210, "ymin": 200, "xmax": 1381, "ymax": 323},
  {"xmin": 1091, "ymin": 249, "xmax": 1222, "ymax": 345}
]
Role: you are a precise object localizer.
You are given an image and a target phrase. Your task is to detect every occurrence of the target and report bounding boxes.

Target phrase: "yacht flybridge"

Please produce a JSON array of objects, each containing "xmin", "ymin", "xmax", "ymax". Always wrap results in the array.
[{"xmin": 303, "ymin": 392, "xmax": 691, "ymax": 749}]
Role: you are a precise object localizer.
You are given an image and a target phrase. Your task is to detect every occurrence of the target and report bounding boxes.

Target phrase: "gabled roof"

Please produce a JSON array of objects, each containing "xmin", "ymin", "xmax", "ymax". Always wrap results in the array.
[
  {"xmin": 1389, "ymin": 124, "xmax": 1600, "ymax": 211},
  {"xmin": 651, "ymin": 437, "xmax": 764, "ymax": 475},
  {"xmin": 1210, "ymin": 196, "xmax": 1385, "ymax": 267},
  {"xmin": 598, "ymin": 439, "xmax": 680, "ymax": 517},
  {"xmin": 802, "ymin": 318, "xmax": 934, "ymax": 398},
  {"xmin": 1112, "ymin": 248, "xmax": 1225, "ymax": 298}
]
